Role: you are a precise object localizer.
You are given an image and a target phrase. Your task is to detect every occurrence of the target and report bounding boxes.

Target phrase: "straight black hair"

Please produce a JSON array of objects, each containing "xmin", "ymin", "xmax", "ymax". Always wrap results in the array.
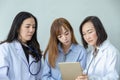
[{"xmin": 0, "ymin": 11, "xmax": 42, "ymax": 60}]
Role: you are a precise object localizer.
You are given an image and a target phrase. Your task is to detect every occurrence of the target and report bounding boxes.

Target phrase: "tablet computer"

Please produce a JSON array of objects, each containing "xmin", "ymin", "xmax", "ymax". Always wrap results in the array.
[{"xmin": 58, "ymin": 62, "xmax": 83, "ymax": 80}]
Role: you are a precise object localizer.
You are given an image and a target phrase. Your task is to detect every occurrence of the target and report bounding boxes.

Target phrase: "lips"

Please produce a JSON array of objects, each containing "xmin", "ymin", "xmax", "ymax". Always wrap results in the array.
[
  {"xmin": 65, "ymin": 40, "xmax": 69, "ymax": 43},
  {"xmin": 28, "ymin": 35, "xmax": 32, "ymax": 36},
  {"xmin": 27, "ymin": 34, "xmax": 33, "ymax": 36},
  {"xmin": 87, "ymin": 40, "xmax": 93, "ymax": 43}
]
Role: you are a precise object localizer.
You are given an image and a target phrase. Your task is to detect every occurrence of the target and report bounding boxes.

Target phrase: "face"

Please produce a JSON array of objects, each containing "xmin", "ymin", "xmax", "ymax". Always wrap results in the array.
[
  {"xmin": 18, "ymin": 17, "xmax": 36, "ymax": 43},
  {"xmin": 82, "ymin": 21, "xmax": 98, "ymax": 47},
  {"xmin": 57, "ymin": 26, "xmax": 72, "ymax": 47}
]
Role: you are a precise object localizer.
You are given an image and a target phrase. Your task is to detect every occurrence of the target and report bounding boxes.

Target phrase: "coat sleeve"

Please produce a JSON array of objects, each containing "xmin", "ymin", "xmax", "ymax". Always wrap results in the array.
[{"xmin": 0, "ymin": 44, "xmax": 10, "ymax": 80}]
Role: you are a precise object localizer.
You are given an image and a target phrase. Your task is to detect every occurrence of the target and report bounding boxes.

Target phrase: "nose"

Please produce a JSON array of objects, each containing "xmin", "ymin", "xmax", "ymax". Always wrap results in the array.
[{"xmin": 63, "ymin": 35, "xmax": 67, "ymax": 40}]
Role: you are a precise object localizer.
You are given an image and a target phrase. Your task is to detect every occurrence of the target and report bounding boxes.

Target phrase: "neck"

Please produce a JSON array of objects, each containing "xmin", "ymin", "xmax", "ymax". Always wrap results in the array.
[
  {"xmin": 62, "ymin": 44, "xmax": 71, "ymax": 54},
  {"xmin": 18, "ymin": 39, "xmax": 27, "ymax": 46}
]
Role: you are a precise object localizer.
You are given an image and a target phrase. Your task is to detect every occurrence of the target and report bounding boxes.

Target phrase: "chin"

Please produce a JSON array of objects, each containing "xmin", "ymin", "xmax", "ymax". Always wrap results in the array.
[
  {"xmin": 26, "ymin": 39, "xmax": 32, "ymax": 41},
  {"xmin": 88, "ymin": 43, "xmax": 94, "ymax": 46}
]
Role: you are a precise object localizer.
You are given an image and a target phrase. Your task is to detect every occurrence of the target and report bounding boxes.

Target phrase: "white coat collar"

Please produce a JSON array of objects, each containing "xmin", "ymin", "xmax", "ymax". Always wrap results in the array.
[
  {"xmin": 87, "ymin": 40, "xmax": 110, "ymax": 66},
  {"xmin": 89, "ymin": 40, "xmax": 110, "ymax": 54},
  {"xmin": 91, "ymin": 40, "xmax": 110, "ymax": 66}
]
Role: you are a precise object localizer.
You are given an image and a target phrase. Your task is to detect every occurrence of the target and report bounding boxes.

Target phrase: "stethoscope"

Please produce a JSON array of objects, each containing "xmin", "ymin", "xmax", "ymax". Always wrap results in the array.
[
  {"xmin": 25, "ymin": 44, "xmax": 42, "ymax": 76},
  {"xmin": 86, "ymin": 49, "xmax": 99, "ymax": 74}
]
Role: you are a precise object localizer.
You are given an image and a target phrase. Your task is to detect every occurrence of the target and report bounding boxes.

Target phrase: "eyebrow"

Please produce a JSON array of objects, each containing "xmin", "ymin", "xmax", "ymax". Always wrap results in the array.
[
  {"xmin": 25, "ymin": 24, "xmax": 31, "ymax": 25},
  {"xmin": 25, "ymin": 24, "xmax": 35, "ymax": 26},
  {"xmin": 87, "ymin": 29, "xmax": 93, "ymax": 32}
]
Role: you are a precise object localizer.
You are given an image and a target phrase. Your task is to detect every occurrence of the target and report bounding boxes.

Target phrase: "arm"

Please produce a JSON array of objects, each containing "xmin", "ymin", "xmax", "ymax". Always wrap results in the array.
[
  {"xmin": 76, "ymin": 47, "xmax": 120, "ymax": 80},
  {"xmin": 0, "ymin": 44, "xmax": 10, "ymax": 80},
  {"xmin": 41, "ymin": 54, "xmax": 56, "ymax": 80},
  {"xmin": 89, "ymin": 49, "xmax": 120, "ymax": 80},
  {"xmin": 78, "ymin": 47, "xmax": 87, "ymax": 70},
  {"xmin": 88, "ymin": 48, "xmax": 120, "ymax": 80}
]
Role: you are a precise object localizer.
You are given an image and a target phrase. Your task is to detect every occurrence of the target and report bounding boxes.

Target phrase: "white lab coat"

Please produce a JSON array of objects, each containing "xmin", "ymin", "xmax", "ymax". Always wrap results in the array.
[
  {"xmin": 84, "ymin": 40, "xmax": 120, "ymax": 80},
  {"xmin": 0, "ymin": 40, "xmax": 42, "ymax": 80}
]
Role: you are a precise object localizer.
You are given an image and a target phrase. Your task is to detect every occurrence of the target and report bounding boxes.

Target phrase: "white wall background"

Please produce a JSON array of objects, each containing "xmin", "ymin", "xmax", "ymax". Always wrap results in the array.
[{"xmin": 0, "ymin": 0, "xmax": 120, "ymax": 51}]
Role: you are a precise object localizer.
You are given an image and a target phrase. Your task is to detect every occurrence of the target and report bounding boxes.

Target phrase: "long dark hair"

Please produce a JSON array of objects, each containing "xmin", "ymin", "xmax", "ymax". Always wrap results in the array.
[
  {"xmin": 0, "ymin": 11, "xmax": 42, "ymax": 60},
  {"xmin": 79, "ymin": 16, "xmax": 107, "ymax": 48}
]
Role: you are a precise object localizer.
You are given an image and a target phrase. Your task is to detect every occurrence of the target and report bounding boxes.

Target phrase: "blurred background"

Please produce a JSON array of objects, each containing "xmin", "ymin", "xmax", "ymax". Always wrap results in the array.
[{"xmin": 0, "ymin": 0, "xmax": 120, "ymax": 51}]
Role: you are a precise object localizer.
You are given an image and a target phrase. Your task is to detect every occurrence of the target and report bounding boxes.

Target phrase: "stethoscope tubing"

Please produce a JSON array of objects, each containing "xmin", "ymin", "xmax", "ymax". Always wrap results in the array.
[{"xmin": 29, "ymin": 59, "xmax": 41, "ymax": 75}]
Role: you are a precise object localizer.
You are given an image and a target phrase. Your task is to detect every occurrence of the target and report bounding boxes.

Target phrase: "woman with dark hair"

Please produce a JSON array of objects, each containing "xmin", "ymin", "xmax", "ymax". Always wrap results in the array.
[
  {"xmin": 42, "ymin": 17, "xmax": 87, "ymax": 80},
  {"xmin": 0, "ymin": 11, "xmax": 42, "ymax": 80},
  {"xmin": 76, "ymin": 16, "xmax": 120, "ymax": 80}
]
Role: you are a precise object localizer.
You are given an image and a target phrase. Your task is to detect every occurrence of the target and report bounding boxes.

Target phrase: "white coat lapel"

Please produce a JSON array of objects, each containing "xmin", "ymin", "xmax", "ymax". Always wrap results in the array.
[
  {"xmin": 94, "ymin": 50, "xmax": 104, "ymax": 66},
  {"xmin": 93, "ymin": 40, "xmax": 109, "ymax": 67},
  {"xmin": 13, "ymin": 41, "xmax": 28, "ymax": 66}
]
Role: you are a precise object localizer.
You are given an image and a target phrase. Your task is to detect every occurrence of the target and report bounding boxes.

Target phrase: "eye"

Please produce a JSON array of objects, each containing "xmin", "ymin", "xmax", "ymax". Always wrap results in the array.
[
  {"xmin": 25, "ymin": 25, "xmax": 30, "ymax": 28},
  {"xmin": 24, "ymin": 24, "xmax": 31, "ymax": 28},
  {"xmin": 65, "ymin": 31, "xmax": 69, "ymax": 35},
  {"xmin": 32, "ymin": 26, "xmax": 36, "ymax": 29},
  {"xmin": 32, "ymin": 25, "xmax": 36, "ymax": 28},
  {"xmin": 88, "ymin": 30, "xmax": 93, "ymax": 34},
  {"xmin": 57, "ymin": 35, "xmax": 62, "ymax": 39}
]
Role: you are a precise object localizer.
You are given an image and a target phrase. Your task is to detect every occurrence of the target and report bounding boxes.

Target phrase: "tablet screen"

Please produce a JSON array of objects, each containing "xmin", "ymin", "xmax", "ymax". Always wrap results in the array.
[{"xmin": 59, "ymin": 62, "xmax": 83, "ymax": 80}]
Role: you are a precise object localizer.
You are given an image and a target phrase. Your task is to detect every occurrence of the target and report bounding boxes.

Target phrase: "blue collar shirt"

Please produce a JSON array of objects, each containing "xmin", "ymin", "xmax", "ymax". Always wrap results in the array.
[{"xmin": 42, "ymin": 43, "xmax": 87, "ymax": 80}]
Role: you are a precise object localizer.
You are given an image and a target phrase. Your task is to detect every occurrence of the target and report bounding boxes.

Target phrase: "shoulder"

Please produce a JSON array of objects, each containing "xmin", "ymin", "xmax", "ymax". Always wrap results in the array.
[
  {"xmin": 71, "ymin": 44, "xmax": 87, "ymax": 54},
  {"xmin": 0, "ymin": 42, "xmax": 10, "ymax": 50},
  {"xmin": 0, "ymin": 40, "xmax": 21, "ymax": 52},
  {"xmin": 0, "ymin": 42, "xmax": 11, "ymax": 57},
  {"xmin": 100, "ymin": 40, "xmax": 119, "ymax": 56},
  {"xmin": 0, "ymin": 41, "xmax": 22, "ymax": 57},
  {"xmin": 72, "ymin": 44, "xmax": 86, "ymax": 50}
]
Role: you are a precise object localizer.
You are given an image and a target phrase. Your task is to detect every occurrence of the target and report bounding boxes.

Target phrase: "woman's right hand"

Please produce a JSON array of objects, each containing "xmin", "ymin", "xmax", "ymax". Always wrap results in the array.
[{"xmin": 75, "ymin": 74, "xmax": 88, "ymax": 80}]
